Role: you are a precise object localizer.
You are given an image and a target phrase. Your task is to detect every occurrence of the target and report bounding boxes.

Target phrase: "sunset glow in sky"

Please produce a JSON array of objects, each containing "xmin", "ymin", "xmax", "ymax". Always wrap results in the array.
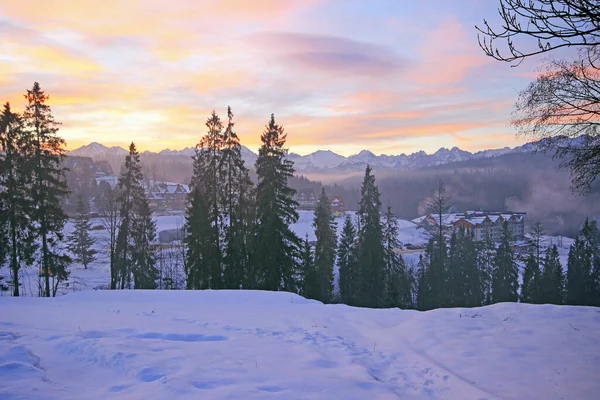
[{"xmin": 0, "ymin": 0, "xmax": 541, "ymax": 155}]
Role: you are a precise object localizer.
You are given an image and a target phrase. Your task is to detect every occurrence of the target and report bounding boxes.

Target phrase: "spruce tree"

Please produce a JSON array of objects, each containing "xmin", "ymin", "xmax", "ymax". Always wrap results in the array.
[
  {"xmin": 252, "ymin": 114, "xmax": 300, "ymax": 292},
  {"xmin": 115, "ymin": 143, "xmax": 146, "ymax": 289},
  {"xmin": 492, "ymin": 221, "xmax": 519, "ymax": 303},
  {"xmin": 541, "ymin": 244, "xmax": 564, "ymax": 304},
  {"xmin": 67, "ymin": 192, "xmax": 97, "ymax": 269},
  {"xmin": 520, "ymin": 251, "xmax": 542, "ymax": 303},
  {"xmin": 582, "ymin": 219, "xmax": 600, "ymax": 306},
  {"xmin": 566, "ymin": 219, "xmax": 600, "ymax": 305},
  {"xmin": 184, "ymin": 111, "xmax": 225, "ymax": 290},
  {"xmin": 424, "ymin": 180, "xmax": 451, "ymax": 307},
  {"xmin": 312, "ymin": 188, "xmax": 337, "ymax": 303},
  {"xmin": 337, "ymin": 214, "xmax": 358, "ymax": 305},
  {"xmin": 446, "ymin": 229, "xmax": 462, "ymax": 307},
  {"xmin": 130, "ymin": 198, "xmax": 158, "ymax": 289},
  {"xmin": 447, "ymin": 228, "xmax": 482, "ymax": 307},
  {"xmin": 424, "ymin": 233, "xmax": 448, "ymax": 309},
  {"xmin": 462, "ymin": 229, "xmax": 483, "ymax": 307},
  {"xmin": 184, "ymin": 187, "xmax": 214, "ymax": 289},
  {"xmin": 300, "ymin": 235, "xmax": 317, "ymax": 300},
  {"xmin": 416, "ymin": 254, "xmax": 430, "ymax": 311},
  {"xmin": 383, "ymin": 206, "xmax": 411, "ymax": 308},
  {"xmin": 195, "ymin": 111, "xmax": 224, "ymax": 289},
  {"xmin": 477, "ymin": 232, "xmax": 495, "ymax": 305},
  {"xmin": 220, "ymin": 107, "xmax": 254, "ymax": 289},
  {"xmin": 23, "ymin": 83, "xmax": 70, "ymax": 297},
  {"xmin": 0, "ymin": 103, "xmax": 36, "ymax": 296},
  {"xmin": 356, "ymin": 165, "xmax": 386, "ymax": 308},
  {"xmin": 566, "ymin": 235, "xmax": 588, "ymax": 305}
]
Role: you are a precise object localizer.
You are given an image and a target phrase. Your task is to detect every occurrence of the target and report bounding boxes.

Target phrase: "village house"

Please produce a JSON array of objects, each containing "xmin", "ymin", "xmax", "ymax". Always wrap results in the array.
[
  {"xmin": 147, "ymin": 182, "xmax": 190, "ymax": 211},
  {"xmin": 295, "ymin": 188, "xmax": 317, "ymax": 209},
  {"xmin": 328, "ymin": 195, "xmax": 345, "ymax": 216}
]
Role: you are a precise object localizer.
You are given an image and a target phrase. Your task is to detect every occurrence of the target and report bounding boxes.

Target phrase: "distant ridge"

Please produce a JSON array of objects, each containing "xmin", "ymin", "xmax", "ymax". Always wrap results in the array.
[{"xmin": 68, "ymin": 139, "xmax": 566, "ymax": 174}]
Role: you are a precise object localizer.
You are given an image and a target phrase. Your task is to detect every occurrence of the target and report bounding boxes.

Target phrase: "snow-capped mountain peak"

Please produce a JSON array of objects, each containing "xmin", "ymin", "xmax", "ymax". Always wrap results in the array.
[
  {"xmin": 67, "ymin": 139, "xmax": 548, "ymax": 174},
  {"xmin": 68, "ymin": 142, "xmax": 128, "ymax": 158}
]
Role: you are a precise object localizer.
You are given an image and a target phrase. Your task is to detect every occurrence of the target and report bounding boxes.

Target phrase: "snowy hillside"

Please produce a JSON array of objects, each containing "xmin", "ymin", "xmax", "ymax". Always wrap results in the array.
[{"xmin": 1, "ymin": 290, "xmax": 599, "ymax": 399}]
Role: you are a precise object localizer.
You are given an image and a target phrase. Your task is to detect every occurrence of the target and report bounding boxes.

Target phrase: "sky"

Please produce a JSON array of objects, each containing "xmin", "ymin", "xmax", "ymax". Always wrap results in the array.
[{"xmin": 0, "ymin": 0, "xmax": 544, "ymax": 156}]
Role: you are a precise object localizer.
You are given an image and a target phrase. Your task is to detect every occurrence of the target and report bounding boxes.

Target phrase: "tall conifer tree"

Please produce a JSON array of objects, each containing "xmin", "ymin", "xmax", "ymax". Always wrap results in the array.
[
  {"xmin": 312, "ymin": 188, "xmax": 337, "ymax": 303},
  {"xmin": 566, "ymin": 219, "xmax": 600, "ymax": 305},
  {"xmin": 477, "ymin": 233, "xmax": 495, "ymax": 305},
  {"xmin": 337, "ymin": 214, "xmax": 358, "ymax": 305},
  {"xmin": 416, "ymin": 254, "xmax": 430, "ymax": 311},
  {"xmin": 383, "ymin": 206, "xmax": 411, "ymax": 308},
  {"xmin": 0, "ymin": 103, "xmax": 36, "ymax": 296},
  {"xmin": 424, "ymin": 180, "xmax": 451, "ymax": 307},
  {"xmin": 196, "ymin": 111, "xmax": 224, "ymax": 289},
  {"xmin": 23, "ymin": 83, "xmax": 70, "ymax": 297},
  {"xmin": 220, "ymin": 107, "xmax": 254, "ymax": 289},
  {"xmin": 130, "ymin": 198, "xmax": 158, "ymax": 289},
  {"xmin": 541, "ymin": 244, "xmax": 564, "ymax": 304},
  {"xmin": 67, "ymin": 192, "xmax": 97, "ymax": 269},
  {"xmin": 356, "ymin": 165, "xmax": 386, "ymax": 308},
  {"xmin": 446, "ymin": 230, "xmax": 462, "ymax": 307},
  {"xmin": 115, "ymin": 143, "xmax": 150, "ymax": 289},
  {"xmin": 252, "ymin": 114, "xmax": 300, "ymax": 292},
  {"xmin": 492, "ymin": 221, "xmax": 519, "ymax": 303},
  {"xmin": 300, "ymin": 235, "xmax": 317, "ymax": 300},
  {"xmin": 184, "ymin": 187, "xmax": 214, "ymax": 289},
  {"xmin": 521, "ymin": 251, "xmax": 542, "ymax": 303}
]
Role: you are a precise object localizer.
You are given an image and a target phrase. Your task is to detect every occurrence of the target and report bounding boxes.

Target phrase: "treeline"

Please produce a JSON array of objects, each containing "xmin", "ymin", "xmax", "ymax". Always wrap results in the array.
[
  {"xmin": 2, "ymin": 85, "xmax": 599, "ymax": 309},
  {"xmin": 414, "ymin": 183, "xmax": 600, "ymax": 309}
]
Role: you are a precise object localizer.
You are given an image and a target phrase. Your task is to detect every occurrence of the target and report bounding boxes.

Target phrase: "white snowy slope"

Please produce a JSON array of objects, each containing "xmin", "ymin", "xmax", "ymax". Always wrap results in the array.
[{"xmin": 1, "ymin": 291, "xmax": 599, "ymax": 400}]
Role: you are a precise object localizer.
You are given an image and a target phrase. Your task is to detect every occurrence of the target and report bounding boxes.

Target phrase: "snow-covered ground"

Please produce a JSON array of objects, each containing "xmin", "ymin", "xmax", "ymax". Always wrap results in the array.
[{"xmin": 1, "ymin": 290, "xmax": 599, "ymax": 399}]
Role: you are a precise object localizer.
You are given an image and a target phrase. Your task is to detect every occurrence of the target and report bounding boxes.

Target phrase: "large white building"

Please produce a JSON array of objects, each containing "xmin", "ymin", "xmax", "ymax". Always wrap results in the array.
[{"xmin": 413, "ymin": 210, "xmax": 526, "ymax": 242}]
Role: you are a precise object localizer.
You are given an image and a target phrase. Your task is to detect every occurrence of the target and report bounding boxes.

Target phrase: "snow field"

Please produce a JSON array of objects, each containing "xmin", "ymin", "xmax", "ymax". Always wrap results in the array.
[{"xmin": 1, "ymin": 290, "xmax": 599, "ymax": 399}]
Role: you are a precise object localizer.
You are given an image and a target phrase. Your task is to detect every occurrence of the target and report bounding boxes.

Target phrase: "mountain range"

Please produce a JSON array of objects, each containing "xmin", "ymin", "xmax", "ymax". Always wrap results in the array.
[{"xmin": 68, "ymin": 141, "xmax": 541, "ymax": 174}]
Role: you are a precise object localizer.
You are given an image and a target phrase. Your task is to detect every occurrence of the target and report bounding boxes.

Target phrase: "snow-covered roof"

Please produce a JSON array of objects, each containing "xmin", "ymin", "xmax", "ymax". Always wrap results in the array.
[{"xmin": 414, "ymin": 211, "xmax": 526, "ymax": 227}]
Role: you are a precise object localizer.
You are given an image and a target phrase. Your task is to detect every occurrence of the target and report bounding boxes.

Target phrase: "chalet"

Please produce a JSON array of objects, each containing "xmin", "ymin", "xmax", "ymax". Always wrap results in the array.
[
  {"xmin": 296, "ymin": 188, "xmax": 317, "ymax": 209},
  {"xmin": 328, "ymin": 196, "xmax": 345, "ymax": 216},
  {"xmin": 414, "ymin": 210, "xmax": 526, "ymax": 242},
  {"xmin": 94, "ymin": 160, "xmax": 114, "ymax": 177},
  {"xmin": 148, "ymin": 182, "xmax": 190, "ymax": 211}
]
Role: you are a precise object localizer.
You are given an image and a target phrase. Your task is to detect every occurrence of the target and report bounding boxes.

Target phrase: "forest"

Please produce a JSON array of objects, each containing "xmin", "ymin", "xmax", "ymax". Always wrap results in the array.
[{"xmin": 1, "ymin": 83, "xmax": 600, "ymax": 310}]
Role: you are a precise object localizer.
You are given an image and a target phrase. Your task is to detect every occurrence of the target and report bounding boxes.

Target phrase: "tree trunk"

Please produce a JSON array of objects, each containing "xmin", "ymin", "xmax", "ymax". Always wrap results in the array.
[
  {"xmin": 42, "ymin": 231, "xmax": 50, "ymax": 297},
  {"xmin": 10, "ymin": 217, "xmax": 19, "ymax": 297}
]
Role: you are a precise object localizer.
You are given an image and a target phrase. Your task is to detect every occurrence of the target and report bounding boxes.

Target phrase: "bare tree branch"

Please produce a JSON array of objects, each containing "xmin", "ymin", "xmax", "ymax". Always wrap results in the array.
[{"xmin": 477, "ymin": 0, "xmax": 600, "ymax": 66}]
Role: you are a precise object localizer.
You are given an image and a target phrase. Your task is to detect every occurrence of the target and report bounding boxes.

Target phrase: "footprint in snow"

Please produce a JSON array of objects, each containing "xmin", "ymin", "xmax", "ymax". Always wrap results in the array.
[
  {"xmin": 137, "ymin": 367, "xmax": 165, "ymax": 382},
  {"xmin": 258, "ymin": 385, "xmax": 286, "ymax": 392}
]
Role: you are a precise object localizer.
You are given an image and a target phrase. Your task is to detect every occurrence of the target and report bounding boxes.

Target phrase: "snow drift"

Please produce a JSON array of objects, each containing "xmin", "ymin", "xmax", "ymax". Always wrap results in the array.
[{"xmin": 1, "ymin": 290, "xmax": 599, "ymax": 399}]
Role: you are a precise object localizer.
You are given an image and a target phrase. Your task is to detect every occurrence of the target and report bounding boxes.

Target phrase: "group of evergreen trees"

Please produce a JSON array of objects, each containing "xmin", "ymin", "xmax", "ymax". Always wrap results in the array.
[
  {"xmin": 182, "ymin": 116, "xmax": 414, "ymax": 308},
  {"xmin": 2, "ymin": 85, "xmax": 599, "ymax": 308},
  {"xmin": 415, "ymin": 188, "xmax": 600, "ymax": 310},
  {"xmin": 0, "ymin": 83, "xmax": 70, "ymax": 297}
]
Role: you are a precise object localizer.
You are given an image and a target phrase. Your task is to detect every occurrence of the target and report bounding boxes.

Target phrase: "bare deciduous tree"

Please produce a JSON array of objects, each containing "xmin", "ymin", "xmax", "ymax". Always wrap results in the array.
[
  {"xmin": 477, "ymin": 0, "xmax": 600, "ymax": 66},
  {"xmin": 97, "ymin": 184, "xmax": 120, "ymax": 289},
  {"xmin": 478, "ymin": 1, "xmax": 600, "ymax": 193},
  {"xmin": 513, "ymin": 47, "xmax": 600, "ymax": 192}
]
